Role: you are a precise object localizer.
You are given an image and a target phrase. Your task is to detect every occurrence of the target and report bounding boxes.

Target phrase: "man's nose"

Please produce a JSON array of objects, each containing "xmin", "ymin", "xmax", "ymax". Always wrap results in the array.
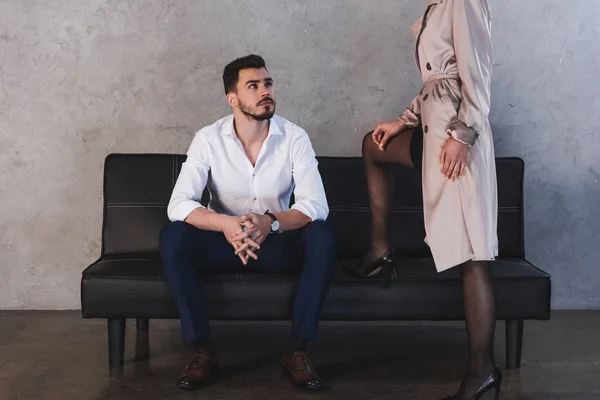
[{"xmin": 262, "ymin": 85, "xmax": 273, "ymax": 96}]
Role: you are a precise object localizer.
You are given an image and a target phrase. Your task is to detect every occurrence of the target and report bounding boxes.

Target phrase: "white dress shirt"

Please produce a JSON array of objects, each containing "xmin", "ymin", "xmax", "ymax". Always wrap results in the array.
[{"xmin": 167, "ymin": 114, "xmax": 329, "ymax": 224}]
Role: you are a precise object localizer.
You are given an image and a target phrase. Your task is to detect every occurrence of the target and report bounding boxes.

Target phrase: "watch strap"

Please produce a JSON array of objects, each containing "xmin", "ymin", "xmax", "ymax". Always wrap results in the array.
[{"xmin": 264, "ymin": 210, "xmax": 278, "ymax": 233}]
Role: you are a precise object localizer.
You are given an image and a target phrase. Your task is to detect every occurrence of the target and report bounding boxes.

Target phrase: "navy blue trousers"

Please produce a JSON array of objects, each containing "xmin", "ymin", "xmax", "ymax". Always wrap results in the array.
[{"xmin": 159, "ymin": 220, "xmax": 337, "ymax": 343}]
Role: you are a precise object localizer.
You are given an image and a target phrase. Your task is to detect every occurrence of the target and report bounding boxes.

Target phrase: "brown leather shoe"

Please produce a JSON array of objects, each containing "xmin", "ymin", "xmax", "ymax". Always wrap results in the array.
[
  {"xmin": 282, "ymin": 351, "xmax": 323, "ymax": 390},
  {"xmin": 176, "ymin": 349, "xmax": 219, "ymax": 390}
]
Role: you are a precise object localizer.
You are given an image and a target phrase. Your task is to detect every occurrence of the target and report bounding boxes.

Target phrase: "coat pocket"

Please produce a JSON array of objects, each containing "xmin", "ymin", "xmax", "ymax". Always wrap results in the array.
[{"xmin": 439, "ymin": 91, "xmax": 459, "ymax": 123}]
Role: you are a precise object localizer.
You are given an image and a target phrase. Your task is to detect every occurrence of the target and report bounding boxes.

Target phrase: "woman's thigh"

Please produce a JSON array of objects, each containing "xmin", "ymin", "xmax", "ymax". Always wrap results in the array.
[{"xmin": 362, "ymin": 127, "xmax": 423, "ymax": 170}]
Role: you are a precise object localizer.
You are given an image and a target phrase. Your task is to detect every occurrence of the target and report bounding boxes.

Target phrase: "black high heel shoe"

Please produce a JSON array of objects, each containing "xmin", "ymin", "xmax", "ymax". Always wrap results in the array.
[
  {"xmin": 344, "ymin": 248, "xmax": 395, "ymax": 279},
  {"xmin": 441, "ymin": 366, "xmax": 502, "ymax": 400}
]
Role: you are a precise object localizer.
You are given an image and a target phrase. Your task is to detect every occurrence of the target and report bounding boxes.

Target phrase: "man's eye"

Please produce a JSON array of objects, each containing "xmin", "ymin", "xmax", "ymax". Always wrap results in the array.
[
  {"xmin": 265, "ymin": 82, "xmax": 273, "ymax": 87},
  {"xmin": 249, "ymin": 84, "xmax": 257, "ymax": 89}
]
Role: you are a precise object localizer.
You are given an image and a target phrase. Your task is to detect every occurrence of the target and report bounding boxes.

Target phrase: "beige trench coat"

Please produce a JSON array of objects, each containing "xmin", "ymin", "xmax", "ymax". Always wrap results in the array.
[{"xmin": 398, "ymin": 0, "xmax": 498, "ymax": 272}]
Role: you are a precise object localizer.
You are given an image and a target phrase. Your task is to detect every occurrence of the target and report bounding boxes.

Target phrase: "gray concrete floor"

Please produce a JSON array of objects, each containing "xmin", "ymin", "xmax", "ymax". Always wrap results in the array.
[{"xmin": 0, "ymin": 311, "xmax": 598, "ymax": 400}]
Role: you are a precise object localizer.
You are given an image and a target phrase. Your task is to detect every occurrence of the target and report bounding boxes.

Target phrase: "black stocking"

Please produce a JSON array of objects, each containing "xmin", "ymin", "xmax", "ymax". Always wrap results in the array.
[
  {"xmin": 456, "ymin": 260, "xmax": 497, "ymax": 397},
  {"xmin": 361, "ymin": 128, "xmax": 417, "ymax": 262}
]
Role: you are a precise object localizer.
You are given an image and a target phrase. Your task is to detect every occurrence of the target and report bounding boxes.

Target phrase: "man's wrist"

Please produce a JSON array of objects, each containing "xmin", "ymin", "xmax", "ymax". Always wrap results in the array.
[
  {"xmin": 212, "ymin": 213, "xmax": 229, "ymax": 232},
  {"xmin": 262, "ymin": 214, "xmax": 273, "ymax": 234},
  {"xmin": 263, "ymin": 210, "xmax": 283, "ymax": 234}
]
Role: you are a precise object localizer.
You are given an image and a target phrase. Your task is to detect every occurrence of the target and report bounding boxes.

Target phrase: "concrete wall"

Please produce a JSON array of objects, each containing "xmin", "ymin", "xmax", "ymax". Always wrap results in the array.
[{"xmin": 0, "ymin": 0, "xmax": 598, "ymax": 309}]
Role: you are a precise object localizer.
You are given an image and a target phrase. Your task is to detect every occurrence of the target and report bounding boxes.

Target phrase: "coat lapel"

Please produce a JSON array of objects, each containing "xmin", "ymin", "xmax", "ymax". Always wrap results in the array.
[{"xmin": 414, "ymin": 3, "xmax": 437, "ymax": 73}]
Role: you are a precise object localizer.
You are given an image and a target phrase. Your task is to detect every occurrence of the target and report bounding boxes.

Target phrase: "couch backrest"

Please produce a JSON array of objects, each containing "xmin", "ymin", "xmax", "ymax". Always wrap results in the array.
[{"xmin": 101, "ymin": 154, "xmax": 525, "ymax": 258}]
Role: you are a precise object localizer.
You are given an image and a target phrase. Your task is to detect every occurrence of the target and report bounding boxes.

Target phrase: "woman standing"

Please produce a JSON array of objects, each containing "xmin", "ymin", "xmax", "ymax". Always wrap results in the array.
[{"xmin": 344, "ymin": 0, "xmax": 501, "ymax": 398}]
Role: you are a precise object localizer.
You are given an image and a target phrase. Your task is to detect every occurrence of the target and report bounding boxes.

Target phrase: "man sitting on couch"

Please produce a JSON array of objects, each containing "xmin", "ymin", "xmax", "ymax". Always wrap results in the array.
[{"xmin": 159, "ymin": 54, "xmax": 336, "ymax": 391}]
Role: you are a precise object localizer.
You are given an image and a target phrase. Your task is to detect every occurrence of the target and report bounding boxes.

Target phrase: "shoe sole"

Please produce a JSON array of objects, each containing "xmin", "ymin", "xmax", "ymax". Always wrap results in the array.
[
  {"xmin": 176, "ymin": 365, "xmax": 220, "ymax": 390},
  {"xmin": 281, "ymin": 366, "xmax": 322, "ymax": 390}
]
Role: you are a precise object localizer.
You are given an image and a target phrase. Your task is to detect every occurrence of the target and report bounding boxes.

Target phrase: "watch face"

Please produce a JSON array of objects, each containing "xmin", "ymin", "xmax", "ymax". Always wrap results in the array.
[{"xmin": 272, "ymin": 220, "xmax": 280, "ymax": 231}]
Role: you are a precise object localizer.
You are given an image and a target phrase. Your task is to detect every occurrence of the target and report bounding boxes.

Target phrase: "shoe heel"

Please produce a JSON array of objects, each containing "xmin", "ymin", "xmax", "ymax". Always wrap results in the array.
[
  {"xmin": 346, "ymin": 248, "xmax": 395, "ymax": 279},
  {"xmin": 366, "ymin": 252, "xmax": 394, "ymax": 277},
  {"xmin": 475, "ymin": 368, "xmax": 501, "ymax": 400},
  {"xmin": 382, "ymin": 261, "xmax": 395, "ymax": 289}
]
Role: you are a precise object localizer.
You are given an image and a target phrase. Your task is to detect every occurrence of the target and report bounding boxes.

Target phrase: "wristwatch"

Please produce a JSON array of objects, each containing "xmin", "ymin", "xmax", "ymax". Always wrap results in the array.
[{"xmin": 264, "ymin": 210, "xmax": 280, "ymax": 234}]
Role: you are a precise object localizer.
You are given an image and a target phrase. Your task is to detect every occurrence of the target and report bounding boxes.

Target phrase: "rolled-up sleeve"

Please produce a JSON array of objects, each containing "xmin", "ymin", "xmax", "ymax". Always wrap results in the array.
[
  {"xmin": 289, "ymin": 132, "xmax": 329, "ymax": 221},
  {"xmin": 167, "ymin": 132, "xmax": 210, "ymax": 222},
  {"xmin": 447, "ymin": 0, "xmax": 493, "ymax": 146},
  {"xmin": 398, "ymin": 94, "xmax": 422, "ymax": 128}
]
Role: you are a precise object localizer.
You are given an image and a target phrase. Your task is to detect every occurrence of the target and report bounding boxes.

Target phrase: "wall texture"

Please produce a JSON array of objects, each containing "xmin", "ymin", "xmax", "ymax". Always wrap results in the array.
[{"xmin": 0, "ymin": 0, "xmax": 598, "ymax": 309}]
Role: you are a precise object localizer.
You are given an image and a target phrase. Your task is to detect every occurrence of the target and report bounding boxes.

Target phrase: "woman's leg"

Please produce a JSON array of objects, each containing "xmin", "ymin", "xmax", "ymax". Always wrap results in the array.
[
  {"xmin": 455, "ymin": 260, "xmax": 497, "ymax": 397},
  {"xmin": 361, "ymin": 127, "xmax": 420, "ymax": 263}
]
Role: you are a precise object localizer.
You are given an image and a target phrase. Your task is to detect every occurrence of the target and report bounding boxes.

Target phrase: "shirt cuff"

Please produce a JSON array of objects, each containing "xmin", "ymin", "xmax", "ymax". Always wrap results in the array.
[
  {"xmin": 398, "ymin": 108, "xmax": 421, "ymax": 127},
  {"xmin": 291, "ymin": 203, "xmax": 322, "ymax": 222},
  {"xmin": 446, "ymin": 118, "xmax": 479, "ymax": 146},
  {"xmin": 168, "ymin": 200, "xmax": 205, "ymax": 222}
]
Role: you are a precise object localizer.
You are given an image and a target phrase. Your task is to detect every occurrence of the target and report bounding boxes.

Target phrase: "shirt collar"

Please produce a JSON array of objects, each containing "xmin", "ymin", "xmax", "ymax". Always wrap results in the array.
[{"xmin": 222, "ymin": 115, "xmax": 282, "ymax": 138}]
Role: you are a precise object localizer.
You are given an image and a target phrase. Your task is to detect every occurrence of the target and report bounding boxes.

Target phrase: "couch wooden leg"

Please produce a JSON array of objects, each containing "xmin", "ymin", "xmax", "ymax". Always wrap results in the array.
[
  {"xmin": 108, "ymin": 318, "xmax": 126, "ymax": 368},
  {"xmin": 505, "ymin": 319, "xmax": 524, "ymax": 369},
  {"xmin": 136, "ymin": 318, "xmax": 149, "ymax": 331}
]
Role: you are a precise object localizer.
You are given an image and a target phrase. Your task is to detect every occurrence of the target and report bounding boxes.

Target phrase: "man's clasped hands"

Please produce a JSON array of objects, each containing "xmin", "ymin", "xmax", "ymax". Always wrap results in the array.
[{"xmin": 220, "ymin": 213, "xmax": 273, "ymax": 264}]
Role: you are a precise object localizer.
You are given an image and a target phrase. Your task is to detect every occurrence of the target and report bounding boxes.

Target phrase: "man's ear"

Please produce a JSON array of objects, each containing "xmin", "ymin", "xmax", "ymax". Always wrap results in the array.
[{"xmin": 226, "ymin": 93, "xmax": 236, "ymax": 108}]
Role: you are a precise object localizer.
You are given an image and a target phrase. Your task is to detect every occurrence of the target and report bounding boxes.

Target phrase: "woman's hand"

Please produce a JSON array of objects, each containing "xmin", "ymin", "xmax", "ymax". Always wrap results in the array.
[
  {"xmin": 440, "ymin": 138, "xmax": 468, "ymax": 181},
  {"xmin": 372, "ymin": 120, "xmax": 406, "ymax": 151}
]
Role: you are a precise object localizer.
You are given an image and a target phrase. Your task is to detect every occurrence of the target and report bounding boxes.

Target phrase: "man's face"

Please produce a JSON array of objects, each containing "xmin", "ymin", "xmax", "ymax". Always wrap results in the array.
[{"xmin": 231, "ymin": 68, "xmax": 275, "ymax": 121}]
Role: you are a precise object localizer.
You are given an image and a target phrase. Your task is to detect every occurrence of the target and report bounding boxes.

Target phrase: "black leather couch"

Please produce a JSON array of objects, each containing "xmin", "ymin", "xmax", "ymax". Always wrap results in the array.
[{"xmin": 81, "ymin": 154, "xmax": 551, "ymax": 369}]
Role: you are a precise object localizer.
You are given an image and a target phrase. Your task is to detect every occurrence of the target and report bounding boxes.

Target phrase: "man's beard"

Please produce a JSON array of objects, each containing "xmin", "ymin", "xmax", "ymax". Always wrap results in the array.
[{"xmin": 239, "ymin": 98, "xmax": 276, "ymax": 121}]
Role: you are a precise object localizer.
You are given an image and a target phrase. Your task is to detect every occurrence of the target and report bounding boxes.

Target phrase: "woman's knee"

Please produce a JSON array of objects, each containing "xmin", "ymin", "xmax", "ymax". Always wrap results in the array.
[{"xmin": 362, "ymin": 131, "xmax": 377, "ymax": 157}]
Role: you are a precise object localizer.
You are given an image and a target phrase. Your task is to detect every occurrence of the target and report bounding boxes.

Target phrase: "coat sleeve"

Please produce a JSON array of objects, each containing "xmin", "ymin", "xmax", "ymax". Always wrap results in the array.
[
  {"xmin": 398, "ymin": 94, "xmax": 422, "ymax": 127},
  {"xmin": 447, "ymin": 0, "xmax": 493, "ymax": 146}
]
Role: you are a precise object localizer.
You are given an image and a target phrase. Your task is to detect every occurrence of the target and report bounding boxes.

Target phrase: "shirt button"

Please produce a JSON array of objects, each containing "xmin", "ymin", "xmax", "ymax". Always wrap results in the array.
[
  {"xmin": 424, "ymin": 125, "xmax": 429, "ymax": 133},
  {"xmin": 423, "ymin": 94, "xmax": 429, "ymax": 101},
  {"xmin": 426, "ymin": 63, "xmax": 432, "ymax": 71}
]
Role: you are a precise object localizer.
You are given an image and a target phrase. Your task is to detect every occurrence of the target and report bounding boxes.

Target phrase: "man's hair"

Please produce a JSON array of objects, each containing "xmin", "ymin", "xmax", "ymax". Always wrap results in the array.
[{"xmin": 222, "ymin": 54, "xmax": 267, "ymax": 95}]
